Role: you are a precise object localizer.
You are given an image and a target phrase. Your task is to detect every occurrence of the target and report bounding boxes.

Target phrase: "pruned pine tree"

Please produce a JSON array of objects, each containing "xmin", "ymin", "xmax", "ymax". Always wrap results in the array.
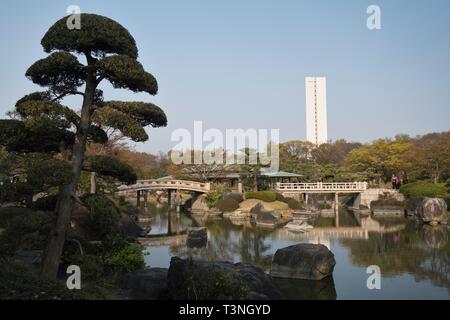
[{"xmin": 0, "ymin": 14, "xmax": 167, "ymax": 278}]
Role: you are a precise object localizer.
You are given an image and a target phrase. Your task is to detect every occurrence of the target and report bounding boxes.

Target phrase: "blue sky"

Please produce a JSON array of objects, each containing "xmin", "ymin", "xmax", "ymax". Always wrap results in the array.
[{"xmin": 0, "ymin": 0, "xmax": 449, "ymax": 153}]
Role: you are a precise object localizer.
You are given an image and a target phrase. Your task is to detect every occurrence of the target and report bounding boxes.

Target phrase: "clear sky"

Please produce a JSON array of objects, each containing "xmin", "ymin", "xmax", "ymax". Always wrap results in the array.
[{"xmin": 0, "ymin": 0, "xmax": 449, "ymax": 154}]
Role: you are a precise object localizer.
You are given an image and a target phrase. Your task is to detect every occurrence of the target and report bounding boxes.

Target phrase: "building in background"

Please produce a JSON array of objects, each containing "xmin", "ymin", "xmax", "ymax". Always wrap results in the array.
[{"xmin": 305, "ymin": 77, "xmax": 328, "ymax": 145}]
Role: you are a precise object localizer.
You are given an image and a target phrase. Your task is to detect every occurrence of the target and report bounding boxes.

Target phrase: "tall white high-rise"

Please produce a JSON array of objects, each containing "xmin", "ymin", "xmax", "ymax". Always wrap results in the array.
[{"xmin": 305, "ymin": 77, "xmax": 328, "ymax": 145}]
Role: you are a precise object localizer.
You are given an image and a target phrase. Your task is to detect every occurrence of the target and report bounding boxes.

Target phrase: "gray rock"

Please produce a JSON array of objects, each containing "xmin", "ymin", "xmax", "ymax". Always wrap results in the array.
[
  {"xmin": 118, "ymin": 215, "xmax": 142, "ymax": 238},
  {"xmin": 186, "ymin": 227, "xmax": 207, "ymax": 248},
  {"xmin": 270, "ymin": 244, "xmax": 336, "ymax": 280},
  {"xmin": 127, "ymin": 205, "xmax": 141, "ymax": 217},
  {"xmin": 415, "ymin": 198, "xmax": 448, "ymax": 225},
  {"xmin": 121, "ymin": 268, "xmax": 168, "ymax": 300},
  {"xmin": 167, "ymin": 257, "xmax": 282, "ymax": 300}
]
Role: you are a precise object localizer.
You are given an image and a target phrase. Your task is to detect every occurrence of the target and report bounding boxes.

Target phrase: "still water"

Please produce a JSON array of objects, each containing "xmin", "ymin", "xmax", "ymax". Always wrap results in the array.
[{"xmin": 142, "ymin": 205, "xmax": 450, "ymax": 300}]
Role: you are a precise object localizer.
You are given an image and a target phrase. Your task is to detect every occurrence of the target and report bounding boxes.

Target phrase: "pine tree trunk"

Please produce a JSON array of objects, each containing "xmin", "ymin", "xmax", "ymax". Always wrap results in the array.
[{"xmin": 40, "ymin": 68, "xmax": 96, "ymax": 279}]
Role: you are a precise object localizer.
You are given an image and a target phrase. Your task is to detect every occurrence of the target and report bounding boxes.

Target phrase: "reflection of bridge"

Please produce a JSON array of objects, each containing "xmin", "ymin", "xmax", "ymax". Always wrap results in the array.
[
  {"xmin": 275, "ymin": 182, "xmax": 368, "ymax": 211},
  {"xmin": 275, "ymin": 182, "xmax": 368, "ymax": 193},
  {"xmin": 276, "ymin": 214, "xmax": 406, "ymax": 249},
  {"xmin": 117, "ymin": 179, "xmax": 211, "ymax": 208}
]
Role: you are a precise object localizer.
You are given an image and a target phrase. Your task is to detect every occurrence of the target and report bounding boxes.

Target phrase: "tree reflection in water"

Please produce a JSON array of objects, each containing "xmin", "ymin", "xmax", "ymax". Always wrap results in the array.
[
  {"xmin": 340, "ymin": 222, "xmax": 449, "ymax": 290},
  {"xmin": 143, "ymin": 204, "xmax": 450, "ymax": 298}
]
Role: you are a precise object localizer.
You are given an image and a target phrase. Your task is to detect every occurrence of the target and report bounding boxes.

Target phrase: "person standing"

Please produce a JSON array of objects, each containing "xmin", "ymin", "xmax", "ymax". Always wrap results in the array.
[{"xmin": 391, "ymin": 174, "xmax": 398, "ymax": 189}]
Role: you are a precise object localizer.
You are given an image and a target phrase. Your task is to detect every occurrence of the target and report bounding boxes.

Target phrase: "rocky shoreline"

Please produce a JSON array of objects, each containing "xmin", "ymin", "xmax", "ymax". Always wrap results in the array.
[{"xmin": 121, "ymin": 243, "xmax": 336, "ymax": 300}]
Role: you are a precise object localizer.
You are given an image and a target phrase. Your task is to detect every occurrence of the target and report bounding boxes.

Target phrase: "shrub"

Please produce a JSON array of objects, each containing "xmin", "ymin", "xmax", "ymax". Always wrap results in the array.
[
  {"xmin": 65, "ymin": 254, "xmax": 104, "ymax": 281},
  {"xmin": 106, "ymin": 243, "xmax": 145, "ymax": 275},
  {"xmin": 81, "ymin": 194, "xmax": 121, "ymax": 240},
  {"xmin": 181, "ymin": 259, "xmax": 248, "ymax": 300},
  {"xmin": 399, "ymin": 181, "xmax": 448, "ymax": 198},
  {"xmin": 245, "ymin": 191, "xmax": 277, "ymax": 202},
  {"xmin": 0, "ymin": 210, "xmax": 54, "ymax": 257},
  {"xmin": 204, "ymin": 184, "xmax": 230, "ymax": 209},
  {"xmin": 216, "ymin": 198, "xmax": 240, "ymax": 212},
  {"xmin": 0, "ymin": 261, "xmax": 83, "ymax": 300},
  {"xmin": 286, "ymin": 198, "xmax": 302, "ymax": 210},
  {"xmin": 33, "ymin": 194, "xmax": 58, "ymax": 211},
  {"xmin": 0, "ymin": 207, "xmax": 32, "ymax": 228},
  {"xmin": 275, "ymin": 193, "xmax": 286, "ymax": 202}
]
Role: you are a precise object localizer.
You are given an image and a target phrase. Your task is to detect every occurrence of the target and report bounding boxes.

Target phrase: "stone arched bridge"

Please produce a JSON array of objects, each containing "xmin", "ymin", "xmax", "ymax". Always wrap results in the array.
[{"xmin": 117, "ymin": 179, "xmax": 211, "ymax": 208}]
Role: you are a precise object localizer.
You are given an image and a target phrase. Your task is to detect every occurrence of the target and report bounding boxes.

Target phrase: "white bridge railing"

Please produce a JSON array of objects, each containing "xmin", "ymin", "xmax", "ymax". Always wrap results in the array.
[
  {"xmin": 275, "ymin": 182, "xmax": 368, "ymax": 192},
  {"xmin": 117, "ymin": 179, "xmax": 211, "ymax": 193}
]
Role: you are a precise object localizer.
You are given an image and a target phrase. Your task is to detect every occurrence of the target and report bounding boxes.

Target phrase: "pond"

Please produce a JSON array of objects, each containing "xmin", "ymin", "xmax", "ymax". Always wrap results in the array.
[{"xmin": 142, "ymin": 205, "xmax": 450, "ymax": 300}]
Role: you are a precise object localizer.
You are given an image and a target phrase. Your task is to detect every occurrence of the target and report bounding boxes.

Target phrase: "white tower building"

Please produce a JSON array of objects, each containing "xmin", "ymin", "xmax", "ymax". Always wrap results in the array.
[{"xmin": 305, "ymin": 77, "xmax": 328, "ymax": 145}]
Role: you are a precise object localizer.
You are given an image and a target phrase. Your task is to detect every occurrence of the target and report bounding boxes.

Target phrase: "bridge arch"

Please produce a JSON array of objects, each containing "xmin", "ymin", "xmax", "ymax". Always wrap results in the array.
[{"xmin": 117, "ymin": 179, "xmax": 211, "ymax": 209}]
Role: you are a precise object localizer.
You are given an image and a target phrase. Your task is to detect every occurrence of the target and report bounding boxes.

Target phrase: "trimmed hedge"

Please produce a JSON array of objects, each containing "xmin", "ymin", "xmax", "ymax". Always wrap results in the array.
[
  {"xmin": 399, "ymin": 182, "xmax": 448, "ymax": 198},
  {"xmin": 245, "ymin": 191, "xmax": 277, "ymax": 202}
]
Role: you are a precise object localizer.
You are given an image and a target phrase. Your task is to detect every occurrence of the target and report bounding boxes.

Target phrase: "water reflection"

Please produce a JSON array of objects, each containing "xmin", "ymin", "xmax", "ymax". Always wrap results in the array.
[
  {"xmin": 274, "ymin": 277, "xmax": 337, "ymax": 300},
  {"xmin": 142, "ymin": 204, "xmax": 450, "ymax": 299}
]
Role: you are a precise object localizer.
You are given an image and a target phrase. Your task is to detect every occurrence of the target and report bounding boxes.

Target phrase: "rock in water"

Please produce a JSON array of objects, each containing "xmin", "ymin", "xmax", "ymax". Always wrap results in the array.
[
  {"xmin": 186, "ymin": 227, "xmax": 207, "ymax": 248},
  {"xmin": 285, "ymin": 221, "xmax": 313, "ymax": 232},
  {"xmin": 167, "ymin": 257, "xmax": 282, "ymax": 299},
  {"xmin": 121, "ymin": 268, "xmax": 168, "ymax": 300},
  {"xmin": 416, "ymin": 198, "xmax": 448, "ymax": 225},
  {"xmin": 270, "ymin": 244, "xmax": 336, "ymax": 280}
]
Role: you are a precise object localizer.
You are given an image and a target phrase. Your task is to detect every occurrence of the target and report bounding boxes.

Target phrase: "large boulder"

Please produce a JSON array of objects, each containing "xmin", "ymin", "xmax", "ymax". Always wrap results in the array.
[
  {"xmin": 191, "ymin": 195, "xmax": 210, "ymax": 213},
  {"xmin": 121, "ymin": 268, "xmax": 168, "ymax": 300},
  {"xmin": 415, "ymin": 198, "xmax": 448, "ymax": 225},
  {"xmin": 270, "ymin": 244, "xmax": 336, "ymax": 280},
  {"xmin": 186, "ymin": 227, "xmax": 207, "ymax": 248},
  {"xmin": 118, "ymin": 215, "xmax": 142, "ymax": 238},
  {"xmin": 167, "ymin": 257, "xmax": 282, "ymax": 300}
]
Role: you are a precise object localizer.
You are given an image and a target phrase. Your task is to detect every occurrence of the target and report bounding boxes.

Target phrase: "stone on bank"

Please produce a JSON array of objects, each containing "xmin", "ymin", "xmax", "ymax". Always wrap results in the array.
[{"xmin": 167, "ymin": 257, "xmax": 282, "ymax": 299}]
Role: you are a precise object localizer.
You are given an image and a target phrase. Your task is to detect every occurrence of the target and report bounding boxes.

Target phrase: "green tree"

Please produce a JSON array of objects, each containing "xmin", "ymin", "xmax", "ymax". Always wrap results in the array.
[
  {"xmin": 409, "ymin": 132, "xmax": 450, "ymax": 183},
  {"xmin": 345, "ymin": 139, "xmax": 413, "ymax": 184},
  {"xmin": 1, "ymin": 14, "xmax": 167, "ymax": 278}
]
